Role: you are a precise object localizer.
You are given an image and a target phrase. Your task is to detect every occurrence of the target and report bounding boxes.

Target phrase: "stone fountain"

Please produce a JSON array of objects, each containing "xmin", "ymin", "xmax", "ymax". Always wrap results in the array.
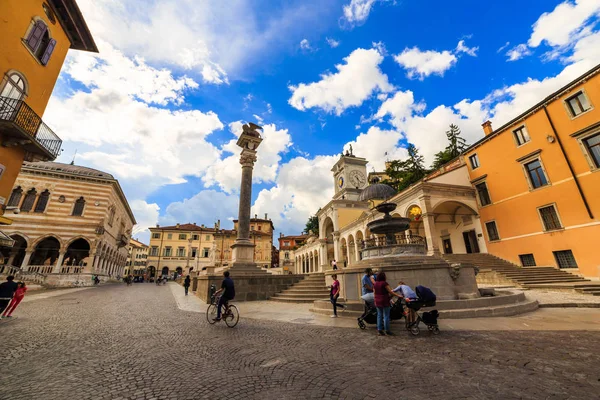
[{"xmin": 312, "ymin": 181, "xmax": 538, "ymax": 318}]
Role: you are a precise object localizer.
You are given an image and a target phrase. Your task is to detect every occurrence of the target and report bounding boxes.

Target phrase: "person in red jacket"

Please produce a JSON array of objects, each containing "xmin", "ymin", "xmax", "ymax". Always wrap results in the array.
[{"xmin": 2, "ymin": 281, "xmax": 27, "ymax": 318}]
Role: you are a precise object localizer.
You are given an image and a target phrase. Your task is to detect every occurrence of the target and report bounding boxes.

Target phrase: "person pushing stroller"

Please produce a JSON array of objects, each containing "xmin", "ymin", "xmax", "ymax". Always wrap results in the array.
[{"xmin": 392, "ymin": 281, "xmax": 418, "ymax": 324}]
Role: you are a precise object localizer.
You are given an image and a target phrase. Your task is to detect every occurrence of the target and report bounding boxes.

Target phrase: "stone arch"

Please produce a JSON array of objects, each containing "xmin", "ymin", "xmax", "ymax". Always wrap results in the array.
[
  {"xmin": 64, "ymin": 238, "xmax": 91, "ymax": 267},
  {"xmin": 31, "ymin": 234, "xmax": 63, "ymax": 250},
  {"xmin": 339, "ymin": 237, "xmax": 348, "ymax": 268},
  {"xmin": 355, "ymin": 230, "xmax": 365, "ymax": 260},
  {"xmin": 2, "ymin": 234, "xmax": 28, "ymax": 267},
  {"xmin": 31, "ymin": 236, "xmax": 61, "ymax": 266}
]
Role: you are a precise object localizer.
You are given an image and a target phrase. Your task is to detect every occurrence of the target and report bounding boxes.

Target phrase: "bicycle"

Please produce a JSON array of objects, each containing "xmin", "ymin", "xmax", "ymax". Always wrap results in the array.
[{"xmin": 206, "ymin": 294, "xmax": 239, "ymax": 328}]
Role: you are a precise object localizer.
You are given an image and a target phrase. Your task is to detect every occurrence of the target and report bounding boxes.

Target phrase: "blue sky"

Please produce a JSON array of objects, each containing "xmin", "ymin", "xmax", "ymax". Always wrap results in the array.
[{"xmin": 44, "ymin": 0, "xmax": 600, "ymax": 243}]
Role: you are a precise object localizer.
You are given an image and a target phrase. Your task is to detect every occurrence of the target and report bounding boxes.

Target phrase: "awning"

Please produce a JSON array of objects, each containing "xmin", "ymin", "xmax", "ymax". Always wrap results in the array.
[{"xmin": 0, "ymin": 231, "xmax": 15, "ymax": 248}]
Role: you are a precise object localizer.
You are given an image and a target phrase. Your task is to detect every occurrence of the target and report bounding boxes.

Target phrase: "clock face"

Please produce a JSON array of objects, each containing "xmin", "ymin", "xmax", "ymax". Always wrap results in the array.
[
  {"xmin": 337, "ymin": 176, "xmax": 344, "ymax": 188},
  {"xmin": 349, "ymin": 170, "xmax": 366, "ymax": 187}
]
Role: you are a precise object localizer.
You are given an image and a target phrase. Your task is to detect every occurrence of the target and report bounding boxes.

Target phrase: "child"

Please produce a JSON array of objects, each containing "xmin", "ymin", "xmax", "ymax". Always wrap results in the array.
[{"xmin": 2, "ymin": 281, "xmax": 27, "ymax": 318}]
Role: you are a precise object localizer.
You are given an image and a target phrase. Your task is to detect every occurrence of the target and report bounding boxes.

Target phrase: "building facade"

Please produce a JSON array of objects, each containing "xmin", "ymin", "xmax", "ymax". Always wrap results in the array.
[
  {"xmin": 292, "ymin": 154, "xmax": 486, "ymax": 274},
  {"xmin": 0, "ymin": 162, "xmax": 135, "ymax": 282},
  {"xmin": 147, "ymin": 223, "xmax": 217, "ymax": 278},
  {"xmin": 125, "ymin": 238, "xmax": 148, "ymax": 276},
  {"xmin": 463, "ymin": 65, "xmax": 600, "ymax": 278},
  {"xmin": 278, "ymin": 234, "xmax": 308, "ymax": 272},
  {"xmin": 0, "ymin": 0, "xmax": 96, "ymax": 232}
]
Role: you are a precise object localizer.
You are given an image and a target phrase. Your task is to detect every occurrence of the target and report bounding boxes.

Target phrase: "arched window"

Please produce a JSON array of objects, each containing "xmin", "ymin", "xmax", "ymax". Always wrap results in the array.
[
  {"xmin": 34, "ymin": 189, "xmax": 50, "ymax": 213},
  {"xmin": 72, "ymin": 197, "xmax": 85, "ymax": 216},
  {"xmin": 7, "ymin": 186, "xmax": 23, "ymax": 207},
  {"xmin": 24, "ymin": 20, "xmax": 56, "ymax": 66},
  {"xmin": 20, "ymin": 188, "xmax": 37, "ymax": 212},
  {"xmin": 0, "ymin": 72, "xmax": 27, "ymax": 101}
]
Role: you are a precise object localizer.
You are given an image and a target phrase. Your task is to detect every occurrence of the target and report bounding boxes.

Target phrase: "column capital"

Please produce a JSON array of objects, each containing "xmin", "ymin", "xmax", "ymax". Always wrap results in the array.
[{"xmin": 239, "ymin": 150, "xmax": 257, "ymax": 167}]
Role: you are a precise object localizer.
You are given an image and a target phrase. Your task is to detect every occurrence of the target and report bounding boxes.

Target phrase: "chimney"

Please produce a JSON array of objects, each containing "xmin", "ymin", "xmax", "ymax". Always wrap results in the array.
[
  {"xmin": 264, "ymin": 213, "xmax": 268, "ymax": 220},
  {"xmin": 193, "ymin": 222, "xmax": 196, "ymax": 225},
  {"xmin": 482, "ymin": 120, "xmax": 493, "ymax": 136},
  {"xmin": 217, "ymin": 219, "xmax": 221, "ymax": 229},
  {"xmin": 156, "ymin": 224, "xmax": 160, "ymax": 228},
  {"xmin": 254, "ymin": 214, "xmax": 257, "ymax": 219},
  {"xmin": 280, "ymin": 232, "xmax": 284, "ymax": 238},
  {"xmin": 201, "ymin": 224, "xmax": 205, "ymax": 228},
  {"xmin": 176, "ymin": 223, "xmax": 180, "ymax": 229}
]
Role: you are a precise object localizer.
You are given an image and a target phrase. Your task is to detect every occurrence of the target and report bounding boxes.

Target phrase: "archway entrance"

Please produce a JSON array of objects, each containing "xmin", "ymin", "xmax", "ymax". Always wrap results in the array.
[
  {"xmin": 147, "ymin": 266, "xmax": 156, "ymax": 278},
  {"xmin": 161, "ymin": 266, "xmax": 169, "ymax": 276},
  {"xmin": 4, "ymin": 235, "xmax": 27, "ymax": 267},
  {"xmin": 176, "ymin": 266, "xmax": 183, "ymax": 276},
  {"xmin": 63, "ymin": 238, "xmax": 91, "ymax": 273},
  {"xmin": 431, "ymin": 201, "xmax": 481, "ymax": 254},
  {"xmin": 31, "ymin": 237, "xmax": 60, "ymax": 273},
  {"xmin": 323, "ymin": 217, "xmax": 335, "ymax": 267}
]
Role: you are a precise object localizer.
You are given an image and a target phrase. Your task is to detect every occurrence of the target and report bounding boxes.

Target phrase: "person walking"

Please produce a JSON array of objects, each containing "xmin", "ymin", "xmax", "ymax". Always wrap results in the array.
[
  {"xmin": 373, "ymin": 272, "xmax": 401, "ymax": 336},
  {"xmin": 331, "ymin": 259, "xmax": 338, "ymax": 270},
  {"xmin": 0, "ymin": 276, "xmax": 18, "ymax": 316},
  {"xmin": 183, "ymin": 275, "xmax": 191, "ymax": 296},
  {"xmin": 2, "ymin": 282, "xmax": 27, "ymax": 318},
  {"xmin": 329, "ymin": 274, "xmax": 346, "ymax": 318}
]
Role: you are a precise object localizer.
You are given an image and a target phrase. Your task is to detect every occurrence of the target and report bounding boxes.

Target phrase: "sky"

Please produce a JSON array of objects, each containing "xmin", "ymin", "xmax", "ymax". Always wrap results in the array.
[{"xmin": 45, "ymin": 0, "xmax": 600, "ymax": 244}]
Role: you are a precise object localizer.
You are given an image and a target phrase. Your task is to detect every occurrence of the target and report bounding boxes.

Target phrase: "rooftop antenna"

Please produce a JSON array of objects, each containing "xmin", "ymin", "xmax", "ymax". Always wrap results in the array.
[{"xmin": 70, "ymin": 149, "xmax": 78, "ymax": 165}]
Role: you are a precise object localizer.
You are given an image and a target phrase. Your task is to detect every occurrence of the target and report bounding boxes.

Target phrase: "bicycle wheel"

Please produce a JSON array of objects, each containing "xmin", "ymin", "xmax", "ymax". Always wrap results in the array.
[
  {"xmin": 224, "ymin": 305, "xmax": 239, "ymax": 328},
  {"xmin": 206, "ymin": 304, "xmax": 218, "ymax": 324}
]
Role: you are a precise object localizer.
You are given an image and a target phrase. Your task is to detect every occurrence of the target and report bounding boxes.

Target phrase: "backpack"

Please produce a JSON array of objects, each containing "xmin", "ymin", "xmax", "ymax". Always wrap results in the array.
[{"xmin": 416, "ymin": 285, "xmax": 436, "ymax": 303}]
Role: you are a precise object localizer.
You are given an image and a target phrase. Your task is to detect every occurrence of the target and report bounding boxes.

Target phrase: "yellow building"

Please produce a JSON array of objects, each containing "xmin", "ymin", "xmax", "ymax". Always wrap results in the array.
[
  {"xmin": 147, "ymin": 223, "xmax": 218, "ymax": 278},
  {"xmin": 0, "ymin": 0, "xmax": 96, "ymax": 245},
  {"xmin": 214, "ymin": 216, "xmax": 275, "ymax": 269},
  {"xmin": 464, "ymin": 64, "xmax": 600, "ymax": 278},
  {"xmin": 125, "ymin": 238, "xmax": 148, "ymax": 277}
]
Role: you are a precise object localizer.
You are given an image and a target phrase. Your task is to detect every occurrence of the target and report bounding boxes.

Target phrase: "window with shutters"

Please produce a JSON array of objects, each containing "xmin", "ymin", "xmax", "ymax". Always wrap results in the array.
[
  {"xmin": 179, "ymin": 234, "xmax": 187, "ymax": 240},
  {"xmin": 164, "ymin": 247, "xmax": 172, "ymax": 257},
  {"xmin": 72, "ymin": 197, "xmax": 85, "ymax": 216},
  {"xmin": 152, "ymin": 233, "xmax": 160, "ymax": 239},
  {"xmin": 177, "ymin": 247, "xmax": 185, "ymax": 257},
  {"xmin": 20, "ymin": 188, "xmax": 37, "ymax": 212},
  {"xmin": 7, "ymin": 187, "xmax": 23, "ymax": 207},
  {"xmin": 538, "ymin": 204, "xmax": 562, "ymax": 231},
  {"xmin": 205, "ymin": 235, "xmax": 211, "ymax": 241},
  {"xmin": 192, "ymin": 234, "xmax": 199, "ymax": 240},
  {"xmin": 565, "ymin": 91, "xmax": 592, "ymax": 117},
  {"xmin": 485, "ymin": 221, "xmax": 500, "ymax": 241},
  {"xmin": 202, "ymin": 248, "xmax": 210, "ymax": 258},
  {"xmin": 24, "ymin": 19, "xmax": 56, "ymax": 66},
  {"xmin": 475, "ymin": 181, "xmax": 491, "ymax": 206},
  {"xmin": 34, "ymin": 189, "xmax": 50, "ymax": 213},
  {"xmin": 150, "ymin": 247, "xmax": 158, "ymax": 256}
]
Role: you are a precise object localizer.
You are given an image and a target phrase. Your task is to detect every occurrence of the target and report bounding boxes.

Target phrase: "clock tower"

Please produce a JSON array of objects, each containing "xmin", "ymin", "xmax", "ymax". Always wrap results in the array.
[{"xmin": 331, "ymin": 153, "xmax": 368, "ymax": 201}]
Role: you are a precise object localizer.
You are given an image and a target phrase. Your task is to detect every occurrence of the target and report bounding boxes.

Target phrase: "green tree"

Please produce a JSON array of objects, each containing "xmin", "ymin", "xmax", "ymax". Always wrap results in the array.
[
  {"xmin": 382, "ymin": 143, "xmax": 428, "ymax": 192},
  {"xmin": 304, "ymin": 215, "xmax": 319, "ymax": 235},
  {"xmin": 430, "ymin": 124, "xmax": 469, "ymax": 169}
]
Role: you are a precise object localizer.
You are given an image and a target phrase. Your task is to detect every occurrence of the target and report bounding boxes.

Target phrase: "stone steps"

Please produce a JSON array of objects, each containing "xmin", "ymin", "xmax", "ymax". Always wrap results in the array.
[
  {"xmin": 443, "ymin": 254, "xmax": 592, "ymax": 292},
  {"xmin": 270, "ymin": 273, "xmax": 329, "ymax": 303}
]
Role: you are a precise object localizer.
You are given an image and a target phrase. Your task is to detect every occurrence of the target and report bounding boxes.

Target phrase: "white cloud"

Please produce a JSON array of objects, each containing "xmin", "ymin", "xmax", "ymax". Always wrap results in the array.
[
  {"xmin": 497, "ymin": 42, "xmax": 511, "ymax": 53},
  {"xmin": 506, "ymin": 44, "xmax": 532, "ymax": 61},
  {"xmin": 326, "ymin": 37, "xmax": 341, "ymax": 48},
  {"xmin": 394, "ymin": 47, "xmax": 457, "ymax": 80},
  {"xmin": 343, "ymin": 127, "xmax": 407, "ymax": 171},
  {"xmin": 202, "ymin": 124, "xmax": 293, "ymax": 193},
  {"xmin": 342, "ymin": 0, "xmax": 378, "ymax": 24},
  {"xmin": 159, "ymin": 190, "xmax": 239, "ymax": 228},
  {"xmin": 300, "ymin": 39, "xmax": 312, "ymax": 51},
  {"xmin": 528, "ymin": 0, "xmax": 600, "ymax": 48},
  {"xmin": 77, "ymin": 0, "xmax": 338, "ymax": 83},
  {"xmin": 131, "ymin": 200, "xmax": 160, "ymax": 238},
  {"xmin": 288, "ymin": 47, "xmax": 393, "ymax": 115},
  {"xmin": 456, "ymin": 40, "xmax": 479, "ymax": 57}
]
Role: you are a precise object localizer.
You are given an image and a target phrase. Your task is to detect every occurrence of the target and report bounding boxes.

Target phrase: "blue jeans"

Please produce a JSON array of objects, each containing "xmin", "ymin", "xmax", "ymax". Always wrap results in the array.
[{"xmin": 376, "ymin": 306, "xmax": 391, "ymax": 332}]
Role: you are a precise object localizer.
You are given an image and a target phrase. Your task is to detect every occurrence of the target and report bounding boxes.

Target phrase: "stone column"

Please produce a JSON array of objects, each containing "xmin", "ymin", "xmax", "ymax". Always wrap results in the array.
[
  {"xmin": 230, "ymin": 127, "xmax": 263, "ymax": 272},
  {"xmin": 333, "ymin": 232, "xmax": 340, "ymax": 265},
  {"xmin": 92, "ymin": 253, "xmax": 101, "ymax": 272},
  {"xmin": 319, "ymin": 240, "xmax": 327, "ymax": 271},
  {"xmin": 53, "ymin": 250, "xmax": 66, "ymax": 274},
  {"xmin": 419, "ymin": 195, "xmax": 440, "ymax": 256},
  {"xmin": 20, "ymin": 250, "xmax": 33, "ymax": 271}
]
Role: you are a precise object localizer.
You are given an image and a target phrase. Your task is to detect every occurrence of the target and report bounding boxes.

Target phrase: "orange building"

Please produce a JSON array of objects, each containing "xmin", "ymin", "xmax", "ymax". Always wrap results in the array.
[
  {"xmin": 0, "ymin": 0, "xmax": 96, "ymax": 236},
  {"xmin": 464, "ymin": 64, "xmax": 600, "ymax": 278}
]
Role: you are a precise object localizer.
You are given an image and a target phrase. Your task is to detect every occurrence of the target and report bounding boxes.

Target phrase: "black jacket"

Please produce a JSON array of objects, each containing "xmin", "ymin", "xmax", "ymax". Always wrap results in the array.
[
  {"xmin": 183, "ymin": 277, "xmax": 191, "ymax": 287},
  {"xmin": 0, "ymin": 281, "xmax": 18, "ymax": 298}
]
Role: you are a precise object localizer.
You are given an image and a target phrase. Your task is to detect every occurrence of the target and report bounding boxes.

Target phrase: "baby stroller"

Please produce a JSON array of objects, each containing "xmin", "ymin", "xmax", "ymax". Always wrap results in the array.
[
  {"xmin": 404, "ymin": 285, "xmax": 440, "ymax": 336},
  {"xmin": 357, "ymin": 294, "xmax": 404, "ymax": 330}
]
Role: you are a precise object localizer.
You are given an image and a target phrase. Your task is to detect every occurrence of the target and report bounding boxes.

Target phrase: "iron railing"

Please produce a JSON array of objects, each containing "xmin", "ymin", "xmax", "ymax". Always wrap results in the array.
[
  {"xmin": 0, "ymin": 96, "xmax": 62, "ymax": 159},
  {"xmin": 363, "ymin": 234, "xmax": 426, "ymax": 249}
]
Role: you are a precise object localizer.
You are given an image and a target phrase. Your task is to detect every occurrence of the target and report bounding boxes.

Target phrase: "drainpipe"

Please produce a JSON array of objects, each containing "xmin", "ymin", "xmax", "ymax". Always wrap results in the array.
[
  {"xmin": 156, "ymin": 230, "xmax": 165, "ymax": 276},
  {"xmin": 543, "ymin": 106, "xmax": 593, "ymax": 219}
]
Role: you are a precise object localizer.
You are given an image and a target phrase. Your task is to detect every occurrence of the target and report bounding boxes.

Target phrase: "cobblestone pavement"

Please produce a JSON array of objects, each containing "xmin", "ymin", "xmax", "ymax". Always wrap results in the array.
[{"xmin": 1, "ymin": 284, "xmax": 599, "ymax": 400}]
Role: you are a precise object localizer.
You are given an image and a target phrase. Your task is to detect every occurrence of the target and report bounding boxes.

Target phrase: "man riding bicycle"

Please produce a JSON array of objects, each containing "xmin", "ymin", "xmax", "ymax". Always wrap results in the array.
[{"xmin": 213, "ymin": 271, "xmax": 235, "ymax": 322}]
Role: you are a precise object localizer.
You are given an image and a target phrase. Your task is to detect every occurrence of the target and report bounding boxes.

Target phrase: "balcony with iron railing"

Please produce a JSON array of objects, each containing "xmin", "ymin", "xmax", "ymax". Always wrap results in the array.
[{"xmin": 0, "ymin": 96, "xmax": 62, "ymax": 160}]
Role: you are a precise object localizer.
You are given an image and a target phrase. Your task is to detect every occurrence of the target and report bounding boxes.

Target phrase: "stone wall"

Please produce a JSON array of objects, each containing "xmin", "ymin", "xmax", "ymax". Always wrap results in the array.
[{"xmin": 196, "ymin": 274, "xmax": 303, "ymax": 302}]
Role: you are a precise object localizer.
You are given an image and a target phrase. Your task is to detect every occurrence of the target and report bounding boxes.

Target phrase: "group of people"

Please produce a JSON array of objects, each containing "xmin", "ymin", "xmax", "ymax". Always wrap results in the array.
[
  {"xmin": 0, "ymin": 276, "xmax": 27, "ymax": 319},
  {"xmin": 329, "ymin": 268, "xmax": 418, "ymax": 336}
]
